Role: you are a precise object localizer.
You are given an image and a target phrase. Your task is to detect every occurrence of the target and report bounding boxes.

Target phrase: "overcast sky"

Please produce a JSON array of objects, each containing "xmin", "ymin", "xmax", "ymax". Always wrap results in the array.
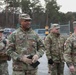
[{"xmin": 40, "ymin": 0, "xmax": 76, "ymax": 13}]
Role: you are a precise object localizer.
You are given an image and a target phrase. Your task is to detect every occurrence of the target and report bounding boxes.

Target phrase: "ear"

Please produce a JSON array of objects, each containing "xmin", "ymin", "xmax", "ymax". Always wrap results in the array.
[{"xmin": 18, "ymin": 19, "xmax": 21, "ymax": 24}]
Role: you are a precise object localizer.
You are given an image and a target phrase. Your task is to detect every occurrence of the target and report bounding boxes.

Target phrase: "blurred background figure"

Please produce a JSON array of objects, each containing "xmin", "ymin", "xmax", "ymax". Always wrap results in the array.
[
  {"xmin": 0, "ymin": 27, "xmax": 11, "ymax": 75},
  {"xmin": 64, "ymin": 21, "xmax": 76, "ymax": 75},
  {"xmin": 44, "ymin": 24, "xmax": 65, "ymax": 75}
]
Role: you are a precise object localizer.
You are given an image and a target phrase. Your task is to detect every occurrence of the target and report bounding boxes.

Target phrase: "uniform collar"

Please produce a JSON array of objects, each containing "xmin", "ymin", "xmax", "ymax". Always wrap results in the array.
[
  {"xmin": 50, "ymin": 32, "xmax": 60, "ymax": 37},
  {"xmin": 19, "ymin": 27, "xmax": 32, "ymax": 33}
]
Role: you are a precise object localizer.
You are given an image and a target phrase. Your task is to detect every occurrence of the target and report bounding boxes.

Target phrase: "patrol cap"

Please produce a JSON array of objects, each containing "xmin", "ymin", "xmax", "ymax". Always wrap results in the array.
[
  {"xmin": 70, "ymin": 32, "xmax": 72, "ymax": 34},
  {"xmin": 50, "ymin": 23, "xmax": 60, "ymax": 29},
  {"xmin": 19, "ymin": 13, "xmax": 32, "ymax": 20},
  {"xmin": 73, "ymin": 21, "xmax": 76, "ymax": 27}
]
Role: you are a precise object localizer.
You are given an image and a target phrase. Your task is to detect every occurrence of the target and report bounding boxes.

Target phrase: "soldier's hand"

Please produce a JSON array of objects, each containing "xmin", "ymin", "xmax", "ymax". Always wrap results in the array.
[
  {"xmin": 69, "ymin": 65, "xmax": 75, "ymax": 73},
  {"xmin": 21, "ymin": 55, "xmax": 32, "ymax": 64},
  {"xmin": 32, "ymin": 55, "xmax": 39, "ymax": 63}
]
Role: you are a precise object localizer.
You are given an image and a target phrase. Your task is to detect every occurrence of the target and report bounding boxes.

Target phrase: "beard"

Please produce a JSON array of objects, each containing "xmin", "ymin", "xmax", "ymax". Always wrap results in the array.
[
  {"xmin": 21, "ymin": 24, "xmax": 31, "ymax": 31},
  {"xmin": 56, "ymin": 33, "xmax": 60, "ymax": 37},
  {"xmin": 22, "ymin": 25, "xmax": 31, "ymax": 31}
]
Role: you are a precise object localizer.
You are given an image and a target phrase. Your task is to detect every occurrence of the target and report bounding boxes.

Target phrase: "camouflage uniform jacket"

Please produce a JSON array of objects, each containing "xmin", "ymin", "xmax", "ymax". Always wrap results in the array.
[
  {"xmin": 44, "ymin": 33, "xmax": 65, "ymax": 62},
  {"xmin": 0, "ymin": 39, "xmax": 10, "ymax": 61},
  {"xmin": 64, "ymin": 33, "xmax": 76, "ymax": 66},
  {"xmin": 0, "ymin": 40, "xmax": 5, "ymax": 51},
  {"xmin": 6, "ymin": 27, "xmax": 44, "ymax": 70}
]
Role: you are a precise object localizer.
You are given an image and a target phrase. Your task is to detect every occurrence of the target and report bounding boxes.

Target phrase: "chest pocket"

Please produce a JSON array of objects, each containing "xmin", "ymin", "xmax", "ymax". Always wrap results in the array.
[
  {"xmin": 51, "ymin": 38, "xmax": 59, "ymax": 52},
  {"xmin": 16, "ymin": 34, "xmax": 26, "ymax": 45},
  {"xmin": 25, "ymin": 35, "xmax": 37, "ymax": 54},
  {"xmin": 0, "ymin": 42, "xmax": 5, "ymax": 51},
  {"xmin": 59, "ymin": 38, "xmax": 64, "ymax": 49},
  {"xmin": 73, "ymin": 40, "xmax": 76, "ymax": 49},
  {"xmin": 27, "ymin": 37, "xmax": 37, "ymax": 50},
  {"xmin": 51, "ymin": 37, "xmax": 64, "ymax": 52}
]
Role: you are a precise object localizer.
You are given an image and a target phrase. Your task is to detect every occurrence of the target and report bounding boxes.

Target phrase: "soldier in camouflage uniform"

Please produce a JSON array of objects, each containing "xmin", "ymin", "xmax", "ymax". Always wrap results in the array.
[
  {"xmin": 64, "ymin": 21, "xmax": 76, "ymax": 75},
  {"xmin": 0, "ymin": 28, "xmax": 10, "ymax": 75},
  {"xmin": 44, "ymin": 24, "xmax": 65, "ymax": 75},
  {"xmin": 6, "ymin": 13, "xmax": 44, "ymax": 75}
]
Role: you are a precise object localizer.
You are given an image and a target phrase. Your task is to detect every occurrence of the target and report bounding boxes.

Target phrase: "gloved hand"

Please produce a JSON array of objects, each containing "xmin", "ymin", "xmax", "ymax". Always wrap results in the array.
[
  {"xmin": 32, "ymin": 55, "xmax": 39, "ymax": 63},
  {"xmin": 21, "ymin": 55, "xmax": 32, "ymax": 64}
]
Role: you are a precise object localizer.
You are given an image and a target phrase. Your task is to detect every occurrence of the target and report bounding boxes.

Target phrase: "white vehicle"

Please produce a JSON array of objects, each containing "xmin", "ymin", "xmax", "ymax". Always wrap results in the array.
[{"xmin": 34, "ymin": 29, "xmax": 46, "ymax": 40}]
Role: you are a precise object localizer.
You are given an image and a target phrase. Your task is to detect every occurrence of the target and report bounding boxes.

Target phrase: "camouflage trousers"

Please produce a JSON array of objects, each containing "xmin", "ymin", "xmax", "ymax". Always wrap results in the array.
[
  {"xmin": 48, "ymin": 62, "xmax": 64, "ymax": 75},
  {"xmin": 12, "ymin": 69, "xmax": 37, "ymax": 75},
  {"xmin": 0, "ymin": 61, "xmax": 8, "ymax": 75},
  {"xmin": 71, "ymin": 72, "xmax": 76, "ymax": 75}
]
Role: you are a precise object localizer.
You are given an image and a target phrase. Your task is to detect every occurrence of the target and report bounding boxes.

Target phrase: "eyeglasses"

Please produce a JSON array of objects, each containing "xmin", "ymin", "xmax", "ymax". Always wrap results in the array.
[{"xmin": 24, "ymin": 19, "xmax": 31, "ymax": 22}]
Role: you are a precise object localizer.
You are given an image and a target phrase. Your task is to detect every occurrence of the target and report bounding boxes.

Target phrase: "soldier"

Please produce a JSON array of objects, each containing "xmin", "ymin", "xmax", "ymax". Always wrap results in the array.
[
  {"xmin": 0, "ymin": 28, "xmax": 10, "ymax": 75},
  {"xmin": 6, "ymin": 13, "xmax": 44, "ymax": 75},
  {"xmin": 44, "ymin": 24, "xmax": 65, "ymax": 75},
  {"xmin": 64, "ymin": 21, "xmax": 76, "ymax": 75}
]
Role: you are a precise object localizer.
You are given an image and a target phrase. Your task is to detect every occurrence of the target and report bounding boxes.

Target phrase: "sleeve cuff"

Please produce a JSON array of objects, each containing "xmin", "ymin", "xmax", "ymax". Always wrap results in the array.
[
  {"xmin": 66, "ymin": 62, "xmax": 73, "ymax": 67},
  {"xmin": 17, "ymin": 55, "xmax": 23, "ymax": 61},
  {"xmin": 36, "ymin": 51, "xmax": 44, "ymax": 58}
]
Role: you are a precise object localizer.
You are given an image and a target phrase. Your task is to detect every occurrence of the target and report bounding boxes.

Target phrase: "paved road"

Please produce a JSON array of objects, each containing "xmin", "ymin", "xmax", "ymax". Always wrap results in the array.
[
  {"xmin": 37, "ymin": 53, "xmax": 48, "ymax": 75},
  {"xmin": 7, "ymin": 59, "xmax": 12, "ymax": 75},
  {"xmin": 7, "ymin": 53, "xmax": 71, "ymax": 75},
  {"xmin": 64, "ymin": 62, "xmax": 71, "ymax": 75}
]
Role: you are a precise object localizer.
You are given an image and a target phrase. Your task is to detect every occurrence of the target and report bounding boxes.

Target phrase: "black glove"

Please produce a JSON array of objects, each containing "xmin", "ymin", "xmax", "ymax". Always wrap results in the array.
[
  {"xmin": 30, "ymin": 61, "xmax": 40, "ymax": 68},
  {"xmin": 48, "ymin": 59, "xmax": 54, "ymax": 65},
  {"xmin": 27, "ymin": 55, "xmax": 40, "ymax": 68},
  {"xmin": 27, "ymin": 55, "xmax": 33, "ymax": 59}
]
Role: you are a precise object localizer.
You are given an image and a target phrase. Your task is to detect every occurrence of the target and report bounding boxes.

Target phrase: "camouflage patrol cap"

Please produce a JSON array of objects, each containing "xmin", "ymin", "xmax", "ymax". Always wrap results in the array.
[
  {"xmin": 19, "ymin": 13, "xmax": 32, "ymax": 20},
  {"xmin": 73, "ymin": 21, "xmax": 76, "ymax": 27},
  {"xmin": 70, "ymin": 32, "xmax": 72, "ymax": 34},
  {"xmin": 50, "ymin": 23, "xmax": 60, "ymax": 29}
]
